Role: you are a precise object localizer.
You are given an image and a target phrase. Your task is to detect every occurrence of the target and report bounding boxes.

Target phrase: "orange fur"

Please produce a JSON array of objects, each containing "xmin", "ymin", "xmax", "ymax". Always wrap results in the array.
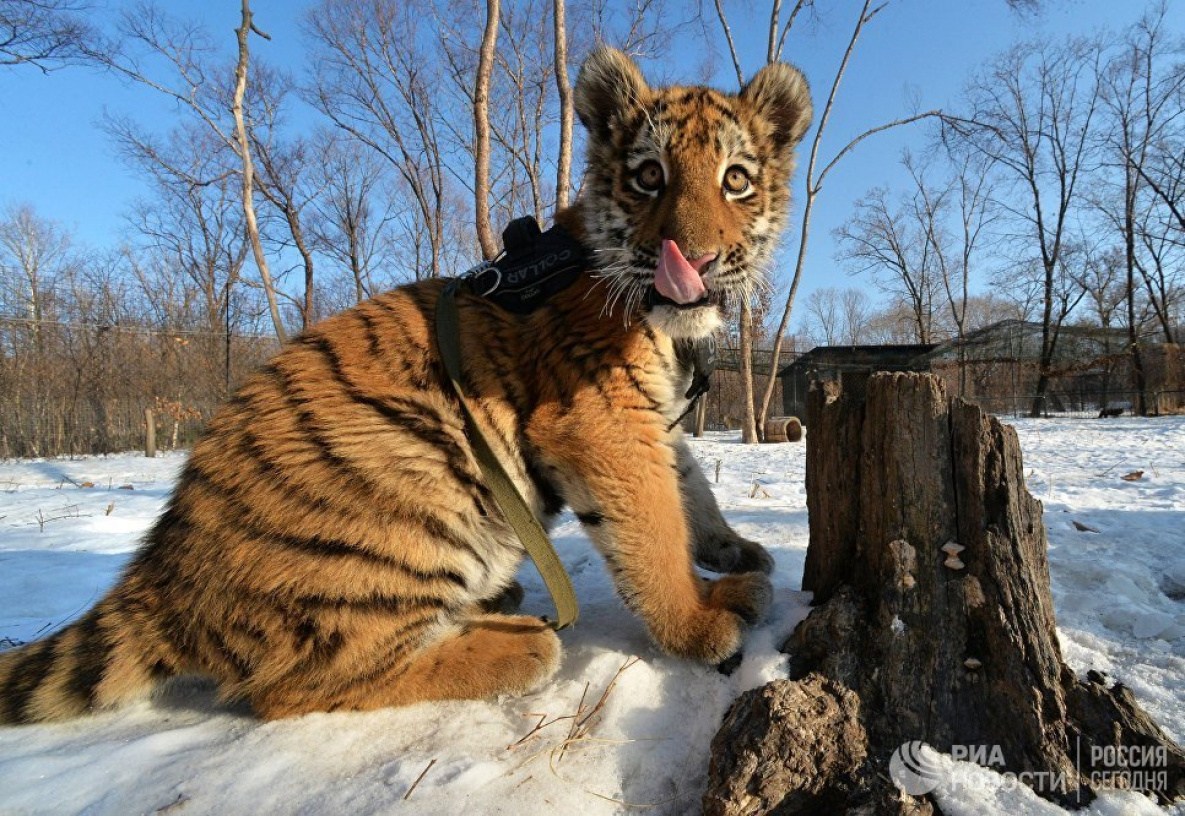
[{"xmin": 0, "ymin": 48, "xmax": 811, "ymax": 724}]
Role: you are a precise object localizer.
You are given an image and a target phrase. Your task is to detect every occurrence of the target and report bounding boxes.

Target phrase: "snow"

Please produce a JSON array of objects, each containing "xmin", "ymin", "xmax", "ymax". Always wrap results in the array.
[{"xmin": 1, "ymin": 417, "xmax": 1183, "ymax": 815}]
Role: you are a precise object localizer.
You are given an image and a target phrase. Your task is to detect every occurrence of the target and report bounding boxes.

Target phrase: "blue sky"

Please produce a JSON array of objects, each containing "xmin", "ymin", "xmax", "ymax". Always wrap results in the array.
[{"xmin": 0, "ymin": 0, "xmax": 1178, "ymax": 325}]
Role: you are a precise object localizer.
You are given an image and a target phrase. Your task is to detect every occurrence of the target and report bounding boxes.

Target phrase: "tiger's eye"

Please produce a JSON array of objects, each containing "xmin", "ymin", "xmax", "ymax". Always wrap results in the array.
[
  {"xmin": 723, "ymin": 166, "xmax": 751, "ymax": 195},
  {"xmin": 635, "ymin": 160, "xmax": 665, "ymax": 192}
]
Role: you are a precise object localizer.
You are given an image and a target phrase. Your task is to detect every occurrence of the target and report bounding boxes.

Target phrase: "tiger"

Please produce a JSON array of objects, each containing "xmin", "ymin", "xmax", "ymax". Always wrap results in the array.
[{"xmin": 0, "ymin": 46, "xmax": 811, "ymax": 723}]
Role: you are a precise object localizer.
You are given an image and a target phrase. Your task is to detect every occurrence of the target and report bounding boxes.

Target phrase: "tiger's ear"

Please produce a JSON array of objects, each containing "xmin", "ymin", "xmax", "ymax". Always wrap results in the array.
[
  {"xmin": 574, "ymin": 47, "xmax": 649, "ymax": 141},
  {"xmin": 740, "ymin": 63, "xmax": 813, "ymax": 149}
]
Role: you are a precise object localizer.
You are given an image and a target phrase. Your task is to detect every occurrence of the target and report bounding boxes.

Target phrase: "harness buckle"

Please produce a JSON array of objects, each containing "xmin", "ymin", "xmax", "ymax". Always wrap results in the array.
[{"xmin": 462, "ymin": 260, "xmax": 503, "ymax": 297}]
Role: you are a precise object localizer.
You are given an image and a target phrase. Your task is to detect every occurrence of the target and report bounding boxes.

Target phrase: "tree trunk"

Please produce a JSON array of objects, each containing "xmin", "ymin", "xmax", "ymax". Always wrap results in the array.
[
  {"xmin": 232, "ymin": 0, "xmax": 286, "ymax": 343},
  {"xmin": 704, "ymin": 373, "xmax": 1184, "ymax": 814},
  {"xmin": 473, "ymin": 0, "xmax": 500, "ymax": 260},
  {"xmin": 1125, "ymin": 168, "xmax": 1147, "ymax": 416},
  {"xmin": 694, "ymin": 394, "xmax": 707, "ymax": 437},
  {"xmin": 552, "ymin": 0, "xmax": 572, "ymax": 210},
  {"xmin": 739, "ymin": 301, "xmax": 759, "ymax": 443}
]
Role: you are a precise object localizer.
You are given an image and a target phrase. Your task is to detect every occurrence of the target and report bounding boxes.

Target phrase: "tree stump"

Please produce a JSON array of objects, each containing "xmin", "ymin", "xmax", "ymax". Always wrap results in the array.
[{"xmin": 704, "ymin": 373, "xmax": 1184, "ymax": 815}]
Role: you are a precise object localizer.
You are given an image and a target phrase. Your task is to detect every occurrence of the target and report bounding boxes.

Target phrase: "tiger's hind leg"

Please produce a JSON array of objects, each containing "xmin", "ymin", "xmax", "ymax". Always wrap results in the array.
[{"xmin": 249, "ymin": 613, "xmax": 561, "ymax": 719}]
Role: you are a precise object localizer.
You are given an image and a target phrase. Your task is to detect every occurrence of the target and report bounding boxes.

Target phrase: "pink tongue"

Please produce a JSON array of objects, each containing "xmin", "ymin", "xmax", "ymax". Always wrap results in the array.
[{"xmin": 655, "ymin": 239, "xmax": 708, "ymax": 305}]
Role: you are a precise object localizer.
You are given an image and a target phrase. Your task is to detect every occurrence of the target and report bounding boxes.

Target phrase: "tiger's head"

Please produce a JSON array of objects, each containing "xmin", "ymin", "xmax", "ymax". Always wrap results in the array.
[{"xmin": 571, "ymin": 47, "xmax": 812, "ymax": 340}]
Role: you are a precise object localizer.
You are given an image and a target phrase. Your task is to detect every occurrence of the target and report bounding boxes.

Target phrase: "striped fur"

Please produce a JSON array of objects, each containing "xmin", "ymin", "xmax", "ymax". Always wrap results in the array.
[{"xmin": 0, "ymin": 48, "xmax": 811, "ymax": 723}]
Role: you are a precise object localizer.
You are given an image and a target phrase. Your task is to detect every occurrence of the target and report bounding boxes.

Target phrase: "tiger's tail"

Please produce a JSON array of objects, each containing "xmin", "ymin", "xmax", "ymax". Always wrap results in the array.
[{"xmin": 0, "ymin": 591, "xmax": 174, "ymax": 725}]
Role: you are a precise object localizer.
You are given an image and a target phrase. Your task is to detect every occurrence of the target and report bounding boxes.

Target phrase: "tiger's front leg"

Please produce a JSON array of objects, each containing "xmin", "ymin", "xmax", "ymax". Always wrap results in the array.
[
  {"xmin": 673, "ymin": 434, "xmax": 774, "ymax": 575},
  {"xmin": 534, "ymin": 405, "xmax": 771, "ymax": 664}
]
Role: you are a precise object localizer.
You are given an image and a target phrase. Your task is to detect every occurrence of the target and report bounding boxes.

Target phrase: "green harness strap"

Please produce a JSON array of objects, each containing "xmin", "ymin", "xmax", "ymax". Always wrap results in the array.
[{"xmin": 435, "ymin": 281, "xmax": 579, "ymax": 630}]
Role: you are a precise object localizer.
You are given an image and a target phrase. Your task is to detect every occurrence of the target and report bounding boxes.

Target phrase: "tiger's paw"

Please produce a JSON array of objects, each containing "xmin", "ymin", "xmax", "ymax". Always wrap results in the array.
[
  {"xmin": 695, "ymin": 534, "xmax": 775, "ymax": 576},
  {"xmin": 658, "ymin": 573, "xmax": 773, "ymax": 664},
  {"xmin": 705, "ymin": 571, "xmax": 773, "ymax": 625}
]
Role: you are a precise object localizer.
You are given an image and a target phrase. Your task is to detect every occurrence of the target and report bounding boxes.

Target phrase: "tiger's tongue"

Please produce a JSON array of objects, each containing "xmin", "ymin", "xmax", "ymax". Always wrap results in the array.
[{"xmin": 655, "ymin": 239, "xmax": 707, "ymax": 305}]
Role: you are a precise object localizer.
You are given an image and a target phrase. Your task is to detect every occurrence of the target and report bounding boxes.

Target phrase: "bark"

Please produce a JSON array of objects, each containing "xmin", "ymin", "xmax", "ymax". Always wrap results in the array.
[
  {"xmin": 232, "ymin": 0, "xmax": 286, "ymax": 343},
  {"xmin": 552, "ymin": 0, "xmax": 573, "ymax": 210},
  {"xmin": 694, "ymin": 395, "xmax": 707, "ymax": 437},
  {"xmin": 474, "ymin": 0, "xmax": 500, "ymax": 260},
  {"xmin": 705, "ymin": 373, "xmax": 1185, "ymax": 814},
  {"xmin": 738, "ymin": 302, "xmax": 758, "ymax": 443}
]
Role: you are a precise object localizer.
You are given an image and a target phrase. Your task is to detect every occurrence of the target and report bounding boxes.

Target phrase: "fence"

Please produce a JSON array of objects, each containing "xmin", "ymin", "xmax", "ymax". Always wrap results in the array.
[
  {"xmin": 0, "ymin": 318, "xmax": 277, "ymax": 458},
  {"xmin": 981, "ymin": 390, "xmax": 1185, "ymax": 419}
]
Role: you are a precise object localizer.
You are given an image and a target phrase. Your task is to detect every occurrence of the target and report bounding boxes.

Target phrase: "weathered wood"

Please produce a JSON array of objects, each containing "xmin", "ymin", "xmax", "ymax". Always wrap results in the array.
[
  {"xmin": 704, "ymin": 372, "xmax": 1184, "ymax": 814},
  {"xmin": 761, "ymin": 416, "xmax": 803, "ymax": 444},
  {"xmin": 144, "ymin": 408, "xmax": 156, "ymax": 459}
]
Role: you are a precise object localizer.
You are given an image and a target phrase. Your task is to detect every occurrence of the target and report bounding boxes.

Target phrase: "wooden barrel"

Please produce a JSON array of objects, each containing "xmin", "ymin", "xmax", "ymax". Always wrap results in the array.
[{"xmin": 763, "ymin": 416, "xmax": 803, "ymax": 443}]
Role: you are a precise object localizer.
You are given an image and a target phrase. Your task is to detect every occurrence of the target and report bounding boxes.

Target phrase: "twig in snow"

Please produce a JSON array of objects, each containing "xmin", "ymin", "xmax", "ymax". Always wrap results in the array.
[
  {"xmin": 507, "ymin": 657, "xmax": 640, "ymax": 759},
  {"xmin": 403, "ymin": 758, "xmax": 437, "ymax": 801},
  {"xmin": 715, "ymin": 459, "xmax": 722, "ymax": 484},
  {"xmin": 554, "ymin": 656, "xmax": 639, "ymax": 764},
  {"xmin": 34, "ymin": 504, "xmax": 87, "ymax": 531}
]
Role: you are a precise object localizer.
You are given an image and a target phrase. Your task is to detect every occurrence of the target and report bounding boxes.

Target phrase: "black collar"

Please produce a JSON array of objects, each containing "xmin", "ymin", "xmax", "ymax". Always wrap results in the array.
[{"xmin": 463, "ymin": 216, "xmax": 590, "ymax": 315}]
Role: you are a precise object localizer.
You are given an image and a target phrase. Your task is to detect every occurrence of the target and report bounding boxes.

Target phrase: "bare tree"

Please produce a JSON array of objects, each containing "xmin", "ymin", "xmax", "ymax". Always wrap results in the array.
[
  {"xmin": 947, "ymin": 37, "xmax": 1104, "ymax": 416},
  {"xmin": 0, "ymin": 0, "xmax": 100, "ymax": 69},
  {"xmin": 308, "ymin": 132, "xmax": 400, "ymax": 306},
  {"xmin": 230, "ymin": 0, "xmax": 286, "ymax": 342},
  {"xmin": 1096, "ymin": 4, "xmax": 1185, "ymax": 402},
  {"xmin": 803, "ymin": 287, "xmax": 842, "ymax": 346},
  {"xmin": 247, "ymin": 63, "xmax": 322, "ymax": 330},
  {"xmin": 755, "ymin": 0, "xmax": 941, "ymax": 437},
  {"xmin": 306, "ymin": 0, "xmax": 453, "ymax": 277},
  {"xmin": 708, "ymin": 0, "xmax": 818, "ymax": 443},
  {"xmin": 0, "ymin": 204, "xmax": 71, "ymax": 319},
  {"xmin": 802, "ymin": 286, "xmax": 871, "ymax": 347},
  {"xmin": 105, "ymin": 118, "xmax": 248, "ymax": 335},
  {"xmin": 474, "ymin": 0, "xmax": 500, "ymax": 259},
  {"xmin": 836, "ymin": 185, "xmax": 940, "ymax": 344},
  {"xmin": 1134, "ymin": 200, "xmax": 1183, "ymax": 343},
  {"xmin": 93, "ymin": 1, "xmax": 289, "ymax": 341},
  {"xmin": 1071, "ymin": 243, "xmax": 1126, "ymax": 330},
  {"xmin": 904, "ymin": 149, "xmax": 995, "ymax": 394},
  {"xmin": 839, "ymin": 287, "xmax": 872, "ymax": 344},
  {"xmin": 553, "ymin": 0, "xmax": 573, "ymax": 208}
]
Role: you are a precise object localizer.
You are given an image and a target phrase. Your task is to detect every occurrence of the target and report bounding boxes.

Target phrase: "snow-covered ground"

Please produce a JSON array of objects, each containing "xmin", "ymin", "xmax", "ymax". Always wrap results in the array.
[{"xmin": 0, "ymin": 417, "xmax": 1182, "ymax": 815}]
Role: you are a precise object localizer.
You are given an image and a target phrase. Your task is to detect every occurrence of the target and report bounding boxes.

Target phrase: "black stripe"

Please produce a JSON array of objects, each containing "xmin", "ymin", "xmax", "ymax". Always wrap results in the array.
[
  {"xmin": 421, "ymin": 513, "xmax": 491, "ymax": 571},
  {"xmin": 294, "ymin": 592, "xmax": 450, "ymax": 615},
  {"xmin": 622, "ymin": 365, "xmax": 663, "ymax": 411},
  {"xmin": 525, "ymin": 457, "xmax": 565, "ymax": 517},
  {"xmin": 181, "ymin": 466, "xmax": 470, "ymax": 590},
  {"xmin": 3, "ymin": 636, "xmax": 62, "ymax": 722},
  {"xmin": 305, "ymin": 334, "xmax": 489, "ymax": 504},
  {"xmin": 576, "ymin": 511, "xmax": 604, "ymax": 526},
  {"xmin": 357, "ymin": 309, "xmax": 386, "ymax": 360},
  {"xmin": 203, "ymin": 626, "xmax": 254, "ymax": 681},
  {"xmin": 65, "ymin": 610, "xmax": 108, "ymax": 710},
  {"xmin": 327, "ymin": 613, "xmax": 441, "ymax": 695},
  {"xmin": 293, "ymin": 618, "xmax": 346, "ymax": 666}
]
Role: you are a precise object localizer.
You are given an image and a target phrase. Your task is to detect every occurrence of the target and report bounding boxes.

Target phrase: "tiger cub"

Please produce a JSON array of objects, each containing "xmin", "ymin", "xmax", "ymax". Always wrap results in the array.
[{"xmin": 0, "ymin": 47, "xmax": 811, "ymax": 722}]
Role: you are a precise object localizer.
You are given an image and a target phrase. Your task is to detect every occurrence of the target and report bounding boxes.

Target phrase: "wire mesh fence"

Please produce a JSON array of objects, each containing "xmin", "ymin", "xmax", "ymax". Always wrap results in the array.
[{"xmin": 1, "ymin": 318, "xmax": 277, "ymax": 459}]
